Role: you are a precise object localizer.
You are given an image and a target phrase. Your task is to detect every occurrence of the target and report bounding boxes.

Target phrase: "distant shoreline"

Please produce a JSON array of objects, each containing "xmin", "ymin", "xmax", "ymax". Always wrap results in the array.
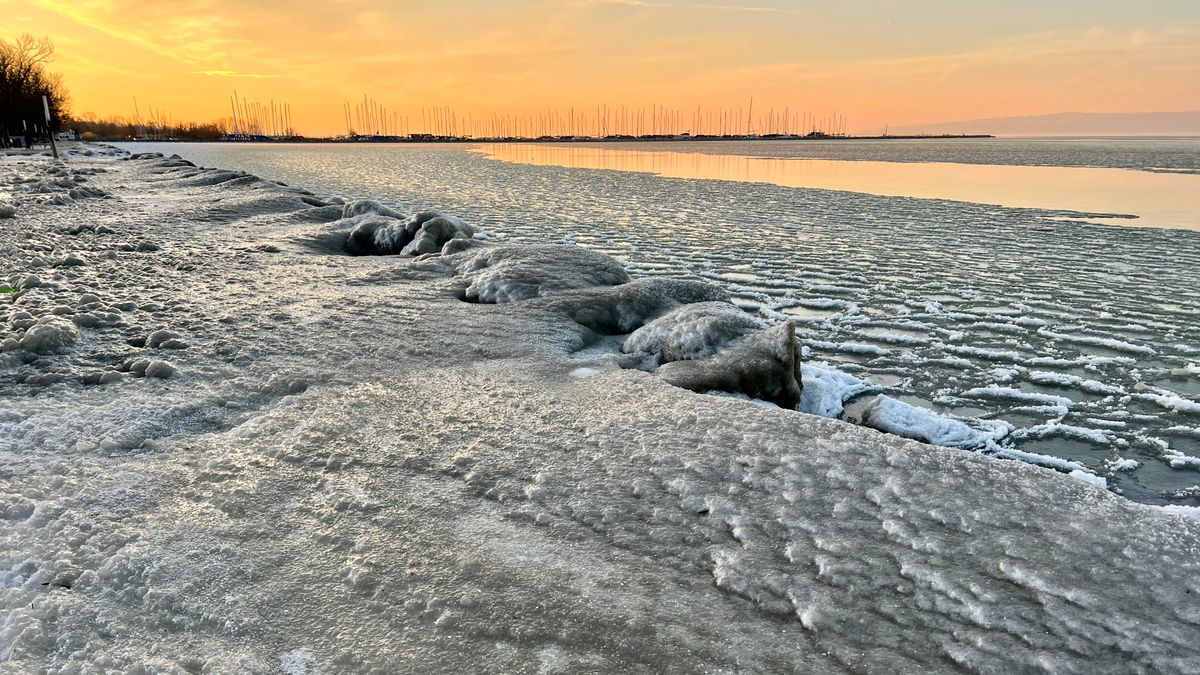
[{"xmin": 112, "ymin": 133, "xmax": 996, "ymax": 144}]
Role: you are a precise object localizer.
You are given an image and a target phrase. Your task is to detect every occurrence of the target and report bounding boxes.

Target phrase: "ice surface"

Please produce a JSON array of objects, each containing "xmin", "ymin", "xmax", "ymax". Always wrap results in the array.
[
  {"xmin": 107, "ymin": 141, "xmax": 1200, "ymax": 503},
  {"xmin": 5, "ymin": 146, "xmax": 1197, "ymax": 673}
]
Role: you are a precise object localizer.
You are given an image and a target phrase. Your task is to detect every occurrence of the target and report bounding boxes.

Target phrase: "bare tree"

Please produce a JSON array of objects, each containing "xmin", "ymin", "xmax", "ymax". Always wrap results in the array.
[{"xmin": 0, "ymin": 34, "xmax": 70, "ymax": 148}]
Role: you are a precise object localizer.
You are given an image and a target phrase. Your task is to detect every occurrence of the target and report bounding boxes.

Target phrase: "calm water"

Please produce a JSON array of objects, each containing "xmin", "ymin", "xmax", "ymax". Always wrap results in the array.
[
  {"xmin": 616, "ymin": 137, "xmax": 1200, "ymax": 172},
  {"xmin": 120, "ymin": 139, "xmax": 1200, "ymax": 506},
  {"xmin": 477, "ymin": 143, "xmax": 1200, "ymax": 230}
]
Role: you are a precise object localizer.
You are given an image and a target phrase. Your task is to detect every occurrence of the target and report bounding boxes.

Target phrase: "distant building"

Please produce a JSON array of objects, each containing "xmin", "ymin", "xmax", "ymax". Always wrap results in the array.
[{"xmin": 55, "ymin": 129, "xmax": 80, "ymax": 141}]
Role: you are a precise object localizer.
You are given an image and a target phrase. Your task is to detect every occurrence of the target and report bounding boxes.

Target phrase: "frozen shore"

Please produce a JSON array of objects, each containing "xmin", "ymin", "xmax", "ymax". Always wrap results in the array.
[{"xmin": 2, "ymin": 147, "xmax": 1199, "ymax": 673}]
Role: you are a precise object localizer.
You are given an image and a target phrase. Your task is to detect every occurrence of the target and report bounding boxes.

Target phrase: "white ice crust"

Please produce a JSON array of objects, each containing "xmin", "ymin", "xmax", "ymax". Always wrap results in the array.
[{"xmin": 1, "ymin": 148, "xmax": 1198, "ymax": 674}]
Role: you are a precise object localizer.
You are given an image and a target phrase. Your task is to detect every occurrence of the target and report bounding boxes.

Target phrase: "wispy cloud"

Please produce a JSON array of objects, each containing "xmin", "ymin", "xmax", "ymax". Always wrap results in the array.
[
  {"xmin": 28, "ymin": 0, "xmax": 239, "ymax": 68},
  {"xmin": 694, "ymin": 25, "xmax": 1200, "ymax": 84},
  {"xmin": 198, "ymin": 70, "xmax": 277, "ymax": 78},
  {"xmin": 580, "ymin": 0, "xmax": 804, "ymax": 15}
]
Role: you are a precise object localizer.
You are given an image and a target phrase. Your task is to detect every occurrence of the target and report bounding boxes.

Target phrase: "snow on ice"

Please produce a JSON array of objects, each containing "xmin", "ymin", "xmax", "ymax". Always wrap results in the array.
[{"xmin": 1, "ymin": 146, "xmax": 1199, "ymax": 673}]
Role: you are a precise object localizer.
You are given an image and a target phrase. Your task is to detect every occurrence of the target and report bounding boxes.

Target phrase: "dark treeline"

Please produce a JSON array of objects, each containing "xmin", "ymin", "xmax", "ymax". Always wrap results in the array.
[
  {"xmin": 0, "ymin": 34, "xmax": 68, "ymax": 148},
  {"xmin": 69, "ymin": 116, "xmax": 229, "ymax": 141}
]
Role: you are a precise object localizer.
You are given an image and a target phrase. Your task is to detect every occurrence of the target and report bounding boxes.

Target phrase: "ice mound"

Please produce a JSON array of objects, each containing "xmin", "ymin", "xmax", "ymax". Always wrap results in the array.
[
  {"xmin": 452, "ymin": 245, "xmax": 630, "ymax": 303},
  {"xmin": 66, "ymin": 185, "xmax": 109, "ymax": 200},
  {"xmin": 401, "ymin": 212, "xmax": 474, "ymax": 256},
  {"xmin": 343, "ymin": 210, "xmax": 474, "ymax": 257},
  {"xmin": 656, "ymin": 322, "xmax": 803, "ymax": 408},
  {"xmin": 532, "ymin": 277, "xmax": 730, "ymax": 334},
  {"xmin": 341, "ymin": 226, "xmax": 798, "ymax": 407},
  {"xmin": 156, "ymin": 155, "xmax": 196, "ymax": 169},
  {"xmin": 16, "ymin": 317, "xmax": 80, "ymax": 353},
  {"xmin": 178, "ymin": 169, "xmax": 263, "ymax": 187},
  {"xmin": 144, "ymin": 359, "xmax": 176, "ymax": 379},
  {"xmin": 341, "ymin": 199, "xmax": 405, "ymax": 220},
  {"xmin": 343, "ymin": 215, "xmax": 413, "ymax": 255},
  {"xmin": 623, "ymin": 301, "xmax": 766, "ymax": 365},
  {"xmin": 41, "ymin": 193, "xmax": 74, "ymax": 206},
  {"xmin": 861, "ymin": 395, "xmax": 1010, "ymax": 449},
  {"xmin": 30, "ymin": 178, "xmax": 77, "ymax": 193}
]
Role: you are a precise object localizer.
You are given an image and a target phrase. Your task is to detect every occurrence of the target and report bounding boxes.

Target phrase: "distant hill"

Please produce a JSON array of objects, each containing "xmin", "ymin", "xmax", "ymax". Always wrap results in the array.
[{"xmin": 884, "ymin": 111, "xmax": 1200, "ymax": 137}]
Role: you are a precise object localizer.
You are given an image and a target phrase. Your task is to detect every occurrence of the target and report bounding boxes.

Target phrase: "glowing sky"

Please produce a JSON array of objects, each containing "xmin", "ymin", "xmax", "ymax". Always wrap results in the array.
[{"xmin": 6, "ymin": 0, "xmax": 1200, "ymax": 135}]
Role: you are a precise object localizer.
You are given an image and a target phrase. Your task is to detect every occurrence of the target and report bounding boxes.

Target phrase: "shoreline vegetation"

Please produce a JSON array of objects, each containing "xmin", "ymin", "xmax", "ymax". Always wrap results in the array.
[
  {"xmin": 0, "ymin": 34, "xmax": 68, "ymax": 148},
  {"xmin": 81, "ymin": 128, "xmax": 996, "ymax": 143}
]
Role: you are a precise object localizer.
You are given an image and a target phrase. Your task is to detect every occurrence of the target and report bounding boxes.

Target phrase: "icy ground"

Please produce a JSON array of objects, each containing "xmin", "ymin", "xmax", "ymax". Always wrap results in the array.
[
  {"xmin": 118, "ymin": 141, "xmax": 1200, "ymax": 506},
  {"xmin": 2, "ymin": 149, "xmax": 1200, "ymax": 673}
]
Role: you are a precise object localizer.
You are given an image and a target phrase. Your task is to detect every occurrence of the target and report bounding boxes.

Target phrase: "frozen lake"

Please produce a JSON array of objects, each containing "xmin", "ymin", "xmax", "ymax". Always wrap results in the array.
[
  {"xmin": 121, "ymin": 139, "xmax": 1200, "ymax": 506},
  {"xmin": 5, "ymin": 144, "xmax": 1200, "ymax": 672}
]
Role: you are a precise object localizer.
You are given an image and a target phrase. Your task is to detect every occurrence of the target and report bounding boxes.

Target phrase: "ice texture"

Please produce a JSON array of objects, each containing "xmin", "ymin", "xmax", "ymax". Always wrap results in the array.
[
  {"xmin": 101, "ymin": 141, "xmax": 1200, "ymax": 504},
  {"xmin": 4, "ymin": 146, "xmax": 1199, "ymax": 673}
]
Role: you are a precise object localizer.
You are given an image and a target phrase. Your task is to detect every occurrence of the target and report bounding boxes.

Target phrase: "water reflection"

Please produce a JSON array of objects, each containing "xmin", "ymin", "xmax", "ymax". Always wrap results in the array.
[{"xmin": 476, "ymin": 143, "xmax": 1200, "ymax": 231}]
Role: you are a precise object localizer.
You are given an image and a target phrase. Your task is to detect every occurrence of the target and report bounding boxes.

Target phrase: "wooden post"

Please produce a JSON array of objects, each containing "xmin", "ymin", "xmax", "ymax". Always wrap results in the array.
[{"xmin": 42, "ymin": 95, "xmax": 59, "ymax": 159}]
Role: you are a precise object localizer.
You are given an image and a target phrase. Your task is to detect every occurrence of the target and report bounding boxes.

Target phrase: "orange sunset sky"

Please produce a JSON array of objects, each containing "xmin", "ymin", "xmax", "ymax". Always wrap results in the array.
[{"xmin": 5, "ymin": 0, "xmax": 1200, "ymax": 136}]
